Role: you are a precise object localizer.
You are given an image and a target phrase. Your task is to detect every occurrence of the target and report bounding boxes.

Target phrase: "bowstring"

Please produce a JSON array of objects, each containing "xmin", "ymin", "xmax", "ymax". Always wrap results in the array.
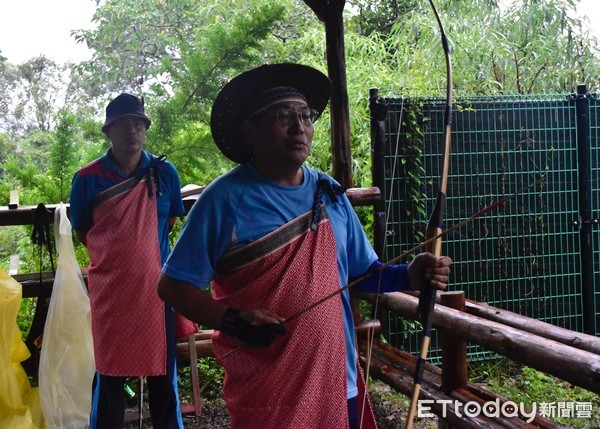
[{"xmin": 359, "ymin": 95, "xmax": 405, "ymax": 429}]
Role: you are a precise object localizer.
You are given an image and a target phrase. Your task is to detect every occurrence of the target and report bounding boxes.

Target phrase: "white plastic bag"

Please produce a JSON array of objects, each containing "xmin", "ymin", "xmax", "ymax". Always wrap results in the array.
[{"xmin": 39, "ymin": 203, "xmax": 95, "ymax": 429}]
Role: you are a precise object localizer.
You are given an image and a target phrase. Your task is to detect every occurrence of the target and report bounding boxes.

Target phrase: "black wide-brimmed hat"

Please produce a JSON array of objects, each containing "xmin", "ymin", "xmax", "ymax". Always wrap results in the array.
[
  {"xmin": 210, "ymin": 63, "xmax": 332, "ymax": 164},
  {"xmin": 102, "ymin": 93, "xmax": 152, "ymax": 132}
]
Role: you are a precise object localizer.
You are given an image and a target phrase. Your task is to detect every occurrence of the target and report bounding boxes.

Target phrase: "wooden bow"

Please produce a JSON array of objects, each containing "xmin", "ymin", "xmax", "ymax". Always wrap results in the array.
[{"xmin": 405, "ymin": 1, "xmax": 453, "ymax": 428}]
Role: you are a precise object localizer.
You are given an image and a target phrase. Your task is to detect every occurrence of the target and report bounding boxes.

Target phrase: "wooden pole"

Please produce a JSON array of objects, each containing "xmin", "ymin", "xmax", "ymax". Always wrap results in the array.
[
  {"xmin": 176, "ymin": 339, "xmax": 214, "ymax": 361},
  {"xmin": 369, "ymin": 88, "xmax": 389, "ymax": 258},
  {"xmin": 303, "ymin": 0, "xmax": 353, "ymax": 188},
  {"xmin": 188, "ymin": 334, "xmax": 202, "ymax": 416},
  {"xmin": 441, "ymin": 292, "xmax": 468, "ymax": 393},
  {"xmin": 440, "ymin": 292, "xmax": 468, "ymax": 429},
  {"xmin": 365, "ymin": 348, "xmax": 502, "ymax": 428},
  {"xmin": 464, "ymin": 299, "xmax": 600, "ymax": 355},
  {"xmin": 324, "ymin": 9, "xmax": 353, "ymax": 188},
  {"xmin": 463, "ymin": 385, "xmax": 564, "ymax": 429}
]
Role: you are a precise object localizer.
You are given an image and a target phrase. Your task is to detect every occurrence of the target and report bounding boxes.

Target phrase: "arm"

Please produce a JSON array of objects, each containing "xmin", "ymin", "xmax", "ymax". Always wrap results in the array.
[
  {"xmin": 353, "ymin": 260, "xmax": 410, "ymax": 293},
  {"xmin": 158, "ymin": 273, "xmax": 228, "ymax": 329},
  {"xmin": 353, "ymin": 254, "xmax": 452, "ymax": 294},
  {"xmin": 165, "ymin": 161, "xmax": 185, "ymax": 231},
  {"xmin": 168, "ymin": 216, "xmax": 178, "ymax": 232},
  {"xmin": 158, "ymin": 273, "xmax": 286, "ymax": 346}
]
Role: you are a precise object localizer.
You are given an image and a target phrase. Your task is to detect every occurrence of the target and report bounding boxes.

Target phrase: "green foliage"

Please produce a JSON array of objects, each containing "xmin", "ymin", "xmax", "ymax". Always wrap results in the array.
[
  {"xmin": 78, "ymin": 118, "xmax": 112, "ymax": 166},
  {"xmin": 178, "ymin": 357, "xmax": 225, "ymax": 401},
  {"xmin": 49, "ymin": 110, "xmax": 78, "ymax": 201},
  {"xmin": 0, "ymin": 58, "xmax": 18, "ymax": 131},
  {"xmin": 0, "ymin": 132, "xmax": 17, "ymax": 167},
  {"xmin": 196, "ymin": 357, "xmax": 225, "ymax": 399},
  {"xmin": 74, "ymin": 0, "xmax": 202, "ymax": 94},
  {"xmin": 12, "ymin": 56, "xmax": 81, "ymax": 133},
  {"xmin": 469, "ymin": 359, "xmax": 599, "ymax": 428},
  {"xmin": 400, "ymin": 101, "xmax": 427, "ymax": 241},
  {"xmin": 347, "ymin": 0, "xmax": 422, "ymax": 36},
  {"xmin": 16, "ymin": 297, "xmax": 37, "ymax": 341}
]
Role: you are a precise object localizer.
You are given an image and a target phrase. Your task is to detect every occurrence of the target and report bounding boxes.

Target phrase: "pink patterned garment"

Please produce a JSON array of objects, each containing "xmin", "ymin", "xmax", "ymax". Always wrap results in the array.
[
  {"xmin": 212, "ymin": 210, "xmax": 377, "ymax": 429},
  {"xmin": 86, "ymin": 178, "xmax": 167, "ymax": 376}
]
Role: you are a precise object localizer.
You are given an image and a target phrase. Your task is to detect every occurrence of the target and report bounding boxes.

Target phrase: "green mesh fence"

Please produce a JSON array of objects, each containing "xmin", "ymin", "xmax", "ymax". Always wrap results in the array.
[
  {"xmin": 591, "ymin": 95, "xmax": 600, "ymax": 333},
  {"xmin": 372, "ymin": 91, "xmax": 599, "ymax": 364}
]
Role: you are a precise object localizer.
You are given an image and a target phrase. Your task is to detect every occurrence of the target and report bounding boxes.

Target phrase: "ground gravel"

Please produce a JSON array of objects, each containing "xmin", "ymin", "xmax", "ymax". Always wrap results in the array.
[{"xmin": 124, "ymin": 381, "xmax": 437, "ymax": 429}]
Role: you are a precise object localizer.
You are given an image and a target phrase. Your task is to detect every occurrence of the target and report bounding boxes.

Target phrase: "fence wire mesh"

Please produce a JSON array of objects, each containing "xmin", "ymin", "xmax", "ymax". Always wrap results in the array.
[{"xmin": 374, "ymin": 92, "xmax": 599, "ymax": 363}]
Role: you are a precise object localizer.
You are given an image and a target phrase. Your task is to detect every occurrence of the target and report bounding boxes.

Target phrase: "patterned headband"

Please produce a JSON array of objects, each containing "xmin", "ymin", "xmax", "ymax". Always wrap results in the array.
[{"xmin": 246, "ymin": 87, "xmax": 308, "ymax": 118}]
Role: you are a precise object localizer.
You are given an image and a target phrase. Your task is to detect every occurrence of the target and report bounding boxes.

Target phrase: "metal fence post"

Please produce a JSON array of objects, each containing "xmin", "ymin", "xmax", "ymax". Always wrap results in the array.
[
  {"xmin": 369, "ymin": 88, "xmax": 388, "ymax": 259},
  {"xmin": 575, "ymin": 84, "xmax": 596, "ymax": 335}
]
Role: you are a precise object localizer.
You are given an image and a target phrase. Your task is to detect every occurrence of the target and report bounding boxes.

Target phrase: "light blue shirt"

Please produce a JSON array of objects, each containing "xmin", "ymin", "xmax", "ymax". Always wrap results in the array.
[
  {"xmin": 163, "ymin": 164, "xmax": 378, "ymax": 398},
  {"xmin": 70, "ymin": 149, "xmax": 184, "ymax": 263}
]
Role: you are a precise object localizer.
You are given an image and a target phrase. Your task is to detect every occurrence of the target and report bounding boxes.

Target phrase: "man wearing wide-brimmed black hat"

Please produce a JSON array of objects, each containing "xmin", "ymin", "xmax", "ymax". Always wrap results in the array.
[
  {"xmin": 159, "ymin": 64, "xmax": 451, "ymax": 429},
  {"xmin": 70, "ymin": 93, "xmax": 195, "ymax": 429}
]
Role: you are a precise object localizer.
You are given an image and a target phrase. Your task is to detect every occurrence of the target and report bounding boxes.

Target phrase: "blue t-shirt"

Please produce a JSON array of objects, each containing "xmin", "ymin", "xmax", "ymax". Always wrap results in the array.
[
  {"xmin": 163, "ymin": 164, "xmax": 378, "ymax": 398},
  {"xmin": 69, "ymin": 149, "xmax": 185, "ymax": 263}
]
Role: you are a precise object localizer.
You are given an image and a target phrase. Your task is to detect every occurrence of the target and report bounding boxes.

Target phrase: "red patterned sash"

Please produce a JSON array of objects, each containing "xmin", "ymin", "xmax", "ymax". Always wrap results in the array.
[
  {"xmin": 212, "ymin": 208, "xmax": 376, "ymax": 428},
  {"xmin": 86, "ymin": 176, "xmax": 166, "ymax": 376}
]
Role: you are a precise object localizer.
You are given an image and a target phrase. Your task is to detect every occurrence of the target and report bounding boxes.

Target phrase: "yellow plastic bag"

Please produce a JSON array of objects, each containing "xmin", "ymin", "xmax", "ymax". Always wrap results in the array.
[
  {"xmin": 38, "ymin": 203, "xmax": 95, "ymax": 429},
  {"xmin": 0, "ymin": 267, "xmax": 44, "ymax": 429}
]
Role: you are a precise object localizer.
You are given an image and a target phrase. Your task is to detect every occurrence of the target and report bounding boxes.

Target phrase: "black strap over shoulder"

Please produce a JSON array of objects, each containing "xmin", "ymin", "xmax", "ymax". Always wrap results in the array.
[
  {"xmin": 310, "ymin": 174, "xmax": 346, "ymax": 231},
  {"xmin": 138, "ymin": 154, "xmax": 167, "ymax": 199}
]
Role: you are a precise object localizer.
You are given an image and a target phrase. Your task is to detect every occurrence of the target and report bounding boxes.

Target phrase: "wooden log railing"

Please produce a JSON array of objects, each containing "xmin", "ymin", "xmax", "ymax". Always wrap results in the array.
[
  {"xmin": 360, "ymin": 291, "xmax": 600, "ymax": 395},
  {"xmin": 7, "ymin": 186, "xmax": 599, "ymax": 427},
  {"xmin": 176, "ymin": 330, "xmax": 214, "ymax": 362},
  {"xmin": 360, "ymin": 340, "xmax": 563, "ymax": 429},
  {"xmin": 358, "ymin": 290, "xmax": 592, "ymax": 428},
  {"xmin": 463, "ymin": 300, "xmax": 600, "ymax": 355},
  {"xmin": 0, "ymin": 186, "xmax": 381, "ymax": 226}
]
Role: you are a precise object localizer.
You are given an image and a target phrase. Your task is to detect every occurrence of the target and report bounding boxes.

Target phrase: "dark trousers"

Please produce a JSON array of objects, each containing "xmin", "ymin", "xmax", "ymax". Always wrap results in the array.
[
  {"xmin": 89, "ymin": 306, "xmax": 183, "ymax": 429},
  {"xmin": 348, "ymin": 395, "xmax": 359, "ymax": 429}
]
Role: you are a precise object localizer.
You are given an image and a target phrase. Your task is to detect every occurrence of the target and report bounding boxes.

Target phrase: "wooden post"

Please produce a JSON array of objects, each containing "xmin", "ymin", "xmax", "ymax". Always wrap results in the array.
[
  {"xmin": 355, "ymin": 319, "xmax": 382, "ymax": 359},
  {"xmin": 575, "ymin": 84, "xmax": 596, "ymax": 335},
  {"xmin": 188, "ymin": 334, "xmax": 202, "ymax": 416},
  {"xmin": 324, "ymin": 9, "xmax": 353, "ymax": 188},
  {"xmin": 441, "ymin": 291, "xmax": 468, "ymax": 393},
  {"xmin": 439, "ymin": 292, "xmax": 468, "ymax": 429},
  {"xmin": 303, "ymin": 0, "xmax": 353, "ymax": 188},
  {"xmin": 138, "ymin": 377, "xmax": 144, "ymax": 428}
]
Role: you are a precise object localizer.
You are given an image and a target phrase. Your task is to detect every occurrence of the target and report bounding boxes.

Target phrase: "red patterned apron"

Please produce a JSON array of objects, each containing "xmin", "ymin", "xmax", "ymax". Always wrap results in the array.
[
  {"xmin": 86, "ymin": 175, "xmax": 167, "ymax": 376},
  {"xmin": 212, "ymin": 207, "xmax": 377, "ymax": 429}
]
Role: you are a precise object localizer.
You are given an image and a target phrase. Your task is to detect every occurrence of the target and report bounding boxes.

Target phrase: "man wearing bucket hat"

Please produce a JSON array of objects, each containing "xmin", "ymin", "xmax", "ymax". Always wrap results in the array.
[
  {"xmin": 159, "ymin": 64, "xmax": 451, "ymax": 429},
  {"xmin": 70, "ymin": 93, "xmax": 195, "ymax": 429}
]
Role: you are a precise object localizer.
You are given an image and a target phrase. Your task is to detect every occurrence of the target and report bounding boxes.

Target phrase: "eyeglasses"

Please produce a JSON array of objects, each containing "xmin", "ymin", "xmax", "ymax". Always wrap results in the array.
[
  {"xmin": 256, "ymin": 108, "xmax": 319, "ymax": 127},
  {"xmin": 110, "ymin": 117, "xmax": 147, "ymax": 133}
]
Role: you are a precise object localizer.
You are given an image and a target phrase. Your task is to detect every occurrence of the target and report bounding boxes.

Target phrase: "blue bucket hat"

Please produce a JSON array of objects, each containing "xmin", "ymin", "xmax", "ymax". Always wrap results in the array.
[{"xmin": 102, "ymin": 93, "xmax": 152, "ymax": 133}]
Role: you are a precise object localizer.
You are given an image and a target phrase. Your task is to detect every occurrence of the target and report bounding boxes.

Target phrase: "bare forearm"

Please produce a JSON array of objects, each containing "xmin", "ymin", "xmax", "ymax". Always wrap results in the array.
[{"xmin": 158, "ymin": 273, "xmax": 227, "ymax": 329}]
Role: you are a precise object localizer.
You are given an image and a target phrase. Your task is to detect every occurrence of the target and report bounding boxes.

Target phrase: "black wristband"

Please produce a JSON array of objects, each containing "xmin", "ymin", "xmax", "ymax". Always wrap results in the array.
[
  {"xmin": 219, "ymin": 307, "xmax": 286, "ymax": 346},
  {"xmin": 220, "ymin": 307, "xmax": 240, "ymax": 337}
]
